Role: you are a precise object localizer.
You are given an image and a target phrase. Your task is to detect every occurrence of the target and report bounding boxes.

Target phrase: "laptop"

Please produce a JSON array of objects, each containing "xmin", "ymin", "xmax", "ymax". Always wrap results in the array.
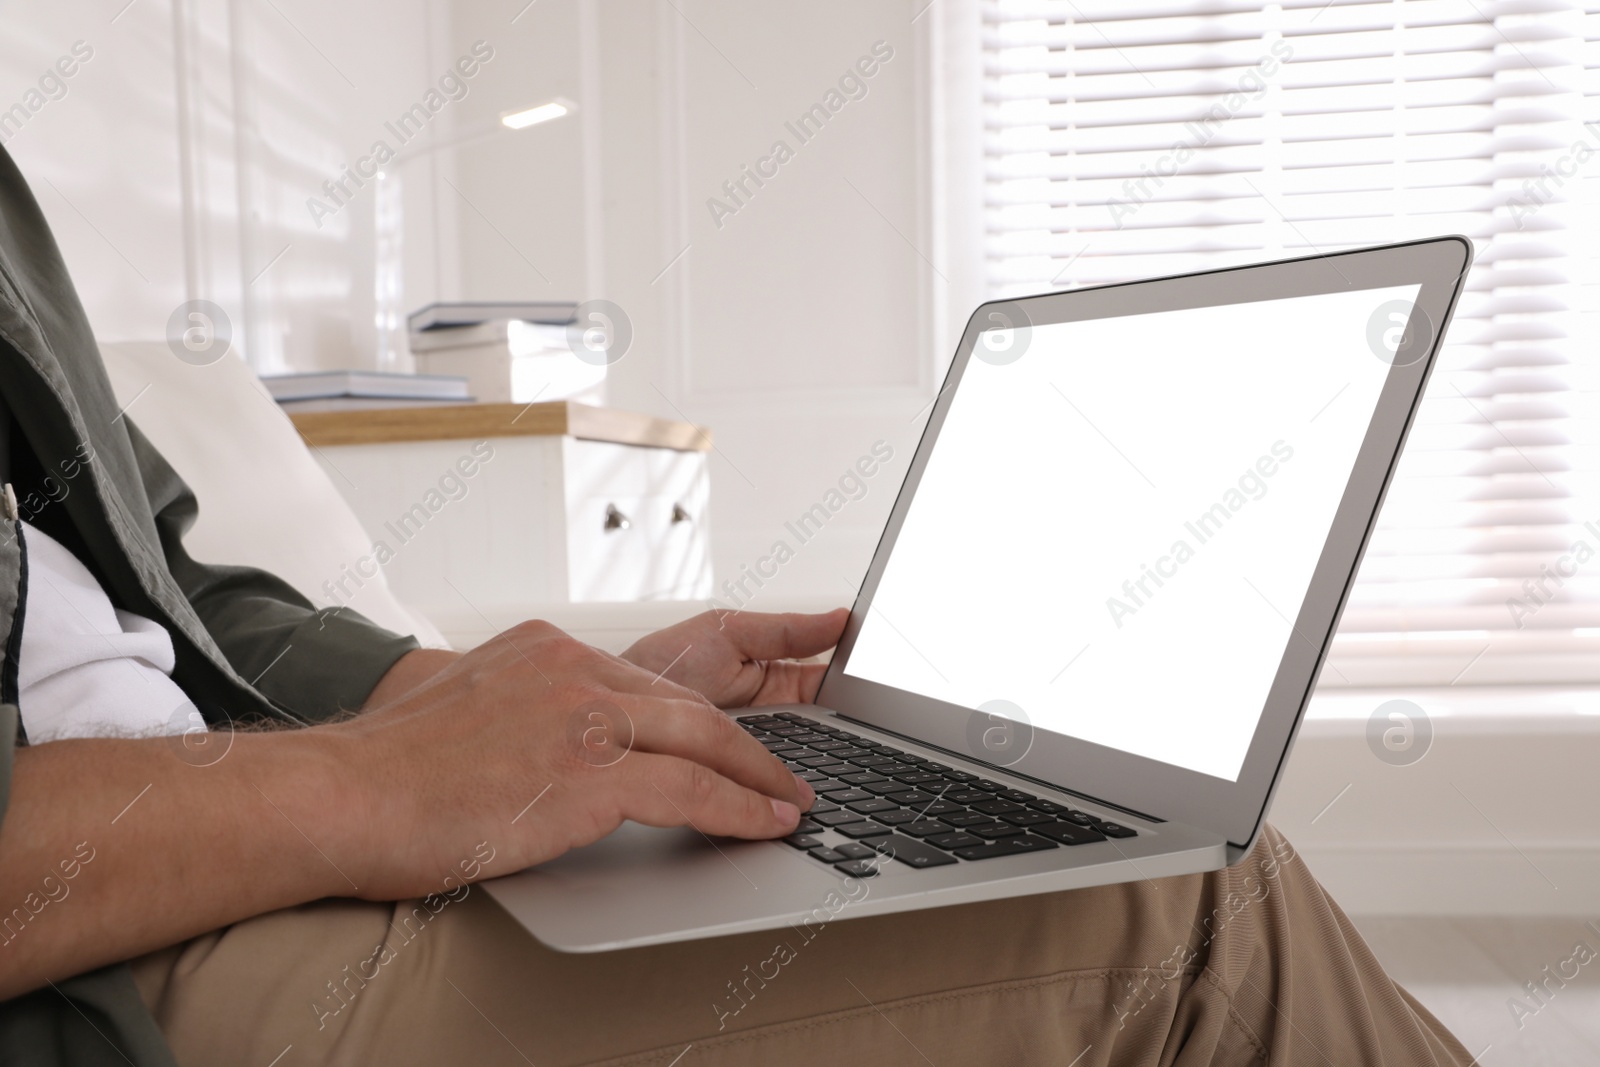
[{"xmin": 484, "ymin": 236, "xmax": 1473, "ymax": 952}]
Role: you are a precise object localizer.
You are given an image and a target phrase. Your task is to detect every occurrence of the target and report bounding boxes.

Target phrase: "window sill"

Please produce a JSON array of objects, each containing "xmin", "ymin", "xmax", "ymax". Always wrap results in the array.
[
  {"xmin": 1278, "ymin": 686, "xmax": 1600, "ymax": 915},
  {"xmin": 1303, "ymin": 684, "xmax": 1600, "ymax": 729}
]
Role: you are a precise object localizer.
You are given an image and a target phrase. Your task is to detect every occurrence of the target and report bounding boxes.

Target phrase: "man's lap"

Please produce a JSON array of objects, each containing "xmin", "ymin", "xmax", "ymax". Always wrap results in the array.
[{"xmin": 130, "ymin": 826, "xmax": 1470, "ymax": 1066}]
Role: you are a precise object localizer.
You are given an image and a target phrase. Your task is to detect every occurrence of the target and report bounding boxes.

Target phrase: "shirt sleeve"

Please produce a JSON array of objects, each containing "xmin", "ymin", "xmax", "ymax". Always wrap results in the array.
[{"xmin": 124, "ymin": 420, "xmax": 419, "ymax": 722}]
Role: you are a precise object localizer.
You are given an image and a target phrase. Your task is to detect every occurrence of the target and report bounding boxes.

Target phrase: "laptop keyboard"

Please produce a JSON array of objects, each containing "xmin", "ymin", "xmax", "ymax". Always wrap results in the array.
[{"xmin": 739, "ymin": 712, "xmax": 1136, "ymax": 878}]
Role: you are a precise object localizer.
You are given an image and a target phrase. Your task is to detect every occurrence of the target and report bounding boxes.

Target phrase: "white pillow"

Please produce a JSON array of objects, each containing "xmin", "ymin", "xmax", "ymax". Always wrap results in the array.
[{"xmin": 97, "ymin": 341, "xmax": 449, "ymax": 648}]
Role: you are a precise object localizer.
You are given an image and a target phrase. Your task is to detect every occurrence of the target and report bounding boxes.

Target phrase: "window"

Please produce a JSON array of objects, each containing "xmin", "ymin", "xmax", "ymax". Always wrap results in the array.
[{"xmin": 982, "ymin": 0, "xmax": 1600, "ymax": 685}]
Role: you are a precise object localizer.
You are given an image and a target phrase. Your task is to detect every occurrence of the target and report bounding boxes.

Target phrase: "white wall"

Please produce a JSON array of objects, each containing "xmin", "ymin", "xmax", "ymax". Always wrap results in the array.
[
  {"xmin": 4, "ymin": 0, "xmax": 972, "ymax": 606},
  {"xmin": 442, "ymin": 0, "xmax": 986, "ymax": 609},
  {"xmin": 1, "ymin": 4, "xmax": 189, "ymax": 345},
  {"xmin": 0, "ymin": 0, "xmax": 459, "ymax": 375}
]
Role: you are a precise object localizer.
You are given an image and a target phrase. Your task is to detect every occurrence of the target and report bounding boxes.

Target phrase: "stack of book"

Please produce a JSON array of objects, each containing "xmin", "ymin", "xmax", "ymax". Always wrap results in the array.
[
  {"xmin": 408, "ymin": 301, "xmax": 598, "ymax": 405},
  {"xmin": 263, "ymin": 370, "xmax": 471, "ymax": 414}
]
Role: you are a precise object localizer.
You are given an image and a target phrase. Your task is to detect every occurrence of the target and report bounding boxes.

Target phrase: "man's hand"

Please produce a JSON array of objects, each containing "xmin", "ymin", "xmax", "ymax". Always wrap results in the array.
[
  {"xmin": 621, "ymin": 608, "xmax": 849, "ymax": 708},
  {"xmin": 0, "ymin": 613, "xmax": 845, "ymax": 998},
  {"xmin": 338, "ymin": 620, "xmax": 818, "ymax": 902}
]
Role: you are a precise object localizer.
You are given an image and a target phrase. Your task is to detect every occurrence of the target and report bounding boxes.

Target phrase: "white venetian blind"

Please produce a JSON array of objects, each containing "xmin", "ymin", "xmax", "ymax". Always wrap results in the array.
[{"xmin": 983, "ymin": 0, "xmax": 1600, "ymax": 686}]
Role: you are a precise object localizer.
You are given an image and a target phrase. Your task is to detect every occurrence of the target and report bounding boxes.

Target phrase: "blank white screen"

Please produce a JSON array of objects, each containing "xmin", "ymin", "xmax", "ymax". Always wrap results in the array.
[{"xmin": 843, "ymin": 285, "xmax": 1417, "ymax": 781}]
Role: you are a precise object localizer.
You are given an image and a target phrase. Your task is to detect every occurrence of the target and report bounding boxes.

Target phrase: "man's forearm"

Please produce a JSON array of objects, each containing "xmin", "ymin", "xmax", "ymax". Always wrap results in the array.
[
  {"xmin": 0, "ymin": 728, "xmax": 367, "ymax": 1000},
  {"xmin": 0, "ymin": 614, "xmax": 828, "ymax": 1001}
]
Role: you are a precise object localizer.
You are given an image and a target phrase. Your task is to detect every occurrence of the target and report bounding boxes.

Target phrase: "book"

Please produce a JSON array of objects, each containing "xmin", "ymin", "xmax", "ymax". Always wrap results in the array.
[
  {"xmin": 407, "ymin": 301, "xmax": 578, "ymax": 333},
  {"xmin": 408, "ymin": 320, "xmax": 575, "ymax": 355},
  {"xmin": 260, "ymin": 370, "xmax": 470, "ymax": 403},
  {"xmin": 275, "ymin": 396, "xmax": 475, "ymax": 414},
  {"xmin": 407, "ymin": 321, "xmax": 509, "ymax": 353}
]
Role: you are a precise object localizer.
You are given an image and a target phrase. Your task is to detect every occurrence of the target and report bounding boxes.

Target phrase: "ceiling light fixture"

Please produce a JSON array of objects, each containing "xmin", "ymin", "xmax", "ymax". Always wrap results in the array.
[{"xmin": 500, "ymin": 98, "xmax": 576, "ymax": 130}]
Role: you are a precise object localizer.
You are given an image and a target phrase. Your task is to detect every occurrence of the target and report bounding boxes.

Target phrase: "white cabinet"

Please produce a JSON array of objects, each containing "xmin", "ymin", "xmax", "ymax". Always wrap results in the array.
[
  {"xmin": 294, "ymin": 402, "xmax": 712, "ymax": 625},
  {"xmin": 562, "ymin": 438, "xmax": 711, "ymax": 601}
]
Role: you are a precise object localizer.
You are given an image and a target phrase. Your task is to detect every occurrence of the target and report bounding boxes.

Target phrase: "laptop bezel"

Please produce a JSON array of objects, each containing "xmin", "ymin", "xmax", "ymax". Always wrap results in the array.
[{"xmin": 813, "ymin": 236, "xmax": 1473, "ymax": 851}]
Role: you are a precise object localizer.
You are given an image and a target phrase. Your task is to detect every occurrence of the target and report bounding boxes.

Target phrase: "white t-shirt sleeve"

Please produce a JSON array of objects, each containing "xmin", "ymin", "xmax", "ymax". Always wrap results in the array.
[{"xmin": 16, "ymin": 521, "xmax": 197, "ymax": 742}]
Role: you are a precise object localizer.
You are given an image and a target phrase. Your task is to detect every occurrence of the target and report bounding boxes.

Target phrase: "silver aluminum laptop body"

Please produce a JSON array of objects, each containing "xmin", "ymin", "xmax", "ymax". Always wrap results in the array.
[{"xmin": 486, "ymin": 237, "xmax": 1473, "ymax": 952}]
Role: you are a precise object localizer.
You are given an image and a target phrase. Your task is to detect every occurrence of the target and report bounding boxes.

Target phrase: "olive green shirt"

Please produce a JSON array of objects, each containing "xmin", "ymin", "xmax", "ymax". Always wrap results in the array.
[{"xmin": 0, "ymin": 146, "xmax": 419, "ymax": 1062}]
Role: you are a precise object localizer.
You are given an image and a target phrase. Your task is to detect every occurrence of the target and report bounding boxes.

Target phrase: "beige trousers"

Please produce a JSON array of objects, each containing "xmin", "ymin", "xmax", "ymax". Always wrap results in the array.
[{"xmin": 131, "ymin": 826, "xmax": 1471, "ymax": 1066}]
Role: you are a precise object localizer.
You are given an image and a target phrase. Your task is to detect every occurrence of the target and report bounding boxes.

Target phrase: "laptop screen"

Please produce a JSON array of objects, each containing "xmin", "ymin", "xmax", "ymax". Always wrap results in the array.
[{"xmin": 842, "ymin": 283, "xmax": 1420, "ymax": 782}]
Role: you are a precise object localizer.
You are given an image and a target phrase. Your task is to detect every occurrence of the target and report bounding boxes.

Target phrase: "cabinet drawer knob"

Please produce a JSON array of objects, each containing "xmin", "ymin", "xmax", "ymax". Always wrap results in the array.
[
  {"xmin": 671, "ymin": 503, "xmax": 693, "ymax": 525},
  {"xmin": 604, "ymin": 503, "xmax": 631, "ymax": 531}
]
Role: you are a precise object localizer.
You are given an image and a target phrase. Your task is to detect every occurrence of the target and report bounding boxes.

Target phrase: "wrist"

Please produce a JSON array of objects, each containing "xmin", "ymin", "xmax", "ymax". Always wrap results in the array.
[
  {"xmin": 232, "ymin": 724, "xmax": 383, "ymax": 901},
  {"xmin": 362, "ymin": 647, "xmax": 461, "ymax": 711}
]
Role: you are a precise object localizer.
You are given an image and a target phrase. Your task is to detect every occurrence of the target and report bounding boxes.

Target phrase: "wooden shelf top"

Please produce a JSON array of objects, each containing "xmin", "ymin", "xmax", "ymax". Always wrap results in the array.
[{"xmin": 289, "ymin": 401, "xmax": 712, "ymax": 451}]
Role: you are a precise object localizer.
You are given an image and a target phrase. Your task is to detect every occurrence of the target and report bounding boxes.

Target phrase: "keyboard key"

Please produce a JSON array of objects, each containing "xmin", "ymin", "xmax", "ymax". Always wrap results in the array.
[
  {"xmin": 790, "ymin": 733, "xmax": 831, "ymax": 745},
  {"xmin": 829, "ymin": 747, "xmax": 871, "ymax": 760},
  {"xmin": 1096, "ymin": 821, "xmax": 1138, "ymax": 838},
  {"xmin": 824, "ymin": 789, "xmax": 872, "ymax": 804},
  {"xmin": 926, "ymin": 831, "xmax": 984, "ymax": 850},
  {"xmin": 809, "ymin": 740, "xmax": 850, "ymax": 752},
  {"xmin": 1064, "ymin": 811, "xmax": 1097, "ymax": 826},
  {"xmin": 945, "ymin": 790, "xmax": 991, "ymax": 805},
  {"xmin": 892, "ymin": 772, "xmax": 944, "ymax": 786},
  {"xmin": 996, "ymin": 789, "xmax": 1037, "ymax": 804},
  {"xmin": 974, "ymin": 780, "xmax": 1005, "ymax": 792},
  {"xmin": 1027, "ymin": 799, "xmax": 1068, "ymax": 814},
  {"xmin": 920, "ymin": 762, "xmax": 951, "ymax": 773},
  {"xmin": 944, "ymin": 770, "xmax": 978, "ymax": 783},
  {"xmin": 763, "ymin": 742, "xmax": 803, "ymax": 754},
  {"xmin": 971, "ymin": 799, "xmax": 1025, "ymax": 816},
  {"xmin": 784, "ymin": 834, "xmax": 823, "ymax": 849},
  {"xmin": 793, "ymin": 819, "xmax": 824, "ymax": 835},
  {"xmin": 849, "ymin": 755, "xmax": 898, "ymax": 768},
  {"xmin": 774, "ymin": 712, "xmax": 812, "ymax": 722},
  {"xmin": 815, "ymin": 764, "xmax": 856, "ymax": 776},
  {"xmin": 970, "ymin": 823, "xmax": 1026, "ymax": 839},
  {"xmin": 864, "ymin": 781, "xmax": 914, "ymax": 796},
  {"xmin": 835, "ymin": 821, "xmax": 894, "ymax": 839},
  {"xmin": 812, "ymin": 810, "xmax": 865, "ymax": 827},
  {"xmin": 941, "ymin": 812, "xmax": 993, "ymax": 828},
  {"xmin": 737, "ymin": 714, "xmax": 777, "ymax": 724},
  {"xmin": 875, "ymin": 835, "xmax": 959, "ymax": 869},
  {"xmin": 813, "ymin": 780, "xmax": 856, "ymax": 794},
  {"xmin": 884, "ymin": 790, "xmax": 938, "ymax": 807},
  {"xmin": 845, "ymin": 798, "xmax": 901, "ymax": 814},
  {"xmin": 1032, "ymin": 821, "xmax": 1106, "ymax": 846},
  {"xmin": 831, "ymin": 731, "xmax": 862, "ymax": 741},
  {"xmin": 809, "ymin": 801, "xmax": 841, "ymax": 815},
  {"xmin": 833, "ymin": 842, "xmax": 881, "ymax": 860},
  {"xmin": 834, "ymin": 858, "xmax": 880, "ymax": 878},
  {"xmin": 840, "ymin": 773, "xmax": 890, "ymax": 786},
  {"xmin": 898, "ymin": 819, "xmax": 952, "ymax": 838},
  {"xmin": 1000, "ymin": 811, "xmax": 1054, "ymax": 827},
  {"xmin": 873, "ymin": 809, "xmax": 919, "ymax": 825},
  {"xmin": 796, "ymin": 755, "xmax": 838, "ymax": 768},
  {"xmin": 808, "ymin": 847, "xmax": 846, "ymax": 864},
  {"xmin": 797, "ymin": 770, "xmax": 831, "ymax": 783},
  {"xmin": 953, "ymin": 835, "xmax": 1058, "ymax": 860},
  {"xmin": 915, "ymin": 800, "xmax": 966, "ymax": 817}
]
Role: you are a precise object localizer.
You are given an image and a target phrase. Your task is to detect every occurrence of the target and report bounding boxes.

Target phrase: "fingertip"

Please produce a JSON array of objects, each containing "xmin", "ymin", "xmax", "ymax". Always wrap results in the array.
[
  {"xmin": 793, "ymin": 774, "xmax": 816, "ymax": 810},
  {"xmin": 770, "ymin": 797, "xmax": 800, "ymax": 828}
]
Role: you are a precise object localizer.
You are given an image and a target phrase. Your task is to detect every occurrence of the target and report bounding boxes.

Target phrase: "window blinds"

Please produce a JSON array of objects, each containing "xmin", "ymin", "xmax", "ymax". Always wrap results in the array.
[{"xmin": 983, "ymin": 0, "xmax": 1600, "ymax": 686}]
